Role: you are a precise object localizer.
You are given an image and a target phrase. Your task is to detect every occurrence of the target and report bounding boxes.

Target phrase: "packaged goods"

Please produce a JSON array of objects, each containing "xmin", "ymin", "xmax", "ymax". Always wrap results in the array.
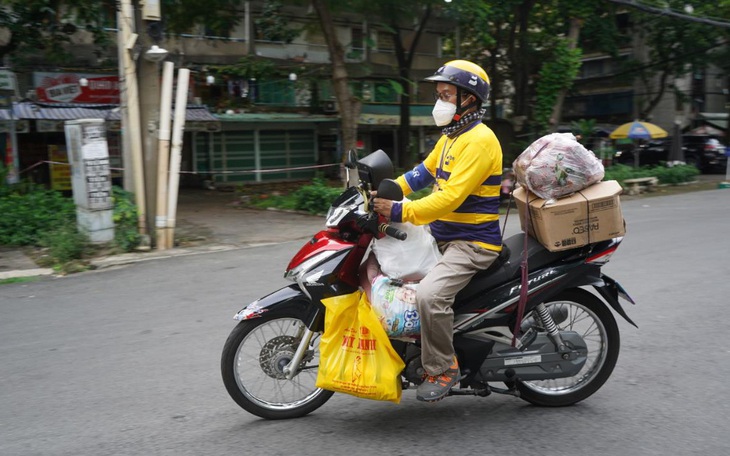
[
  {"xmin": 513, "ymin": 133, "xmax": 604, "ymax": 201},
  {"xmin": 371, "ymin": 220, "xmax": 441, "ymax": 281},
  {"xmin": 369, "ymin": 275, "xmax": 420, "ymax": 337},
  {"xmin": 316, "ymin": 291, "xmax": 405, "ymax": 403},
  {"xmin": 513, "ymin": 180, "xmax": 625, "ymax": 252}
]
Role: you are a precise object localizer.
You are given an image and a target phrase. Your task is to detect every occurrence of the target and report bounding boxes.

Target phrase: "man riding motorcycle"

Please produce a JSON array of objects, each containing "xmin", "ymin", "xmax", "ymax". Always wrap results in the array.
[{"xmin": 373, "ymin": 60, "xmax": 503, "ymax": 402}]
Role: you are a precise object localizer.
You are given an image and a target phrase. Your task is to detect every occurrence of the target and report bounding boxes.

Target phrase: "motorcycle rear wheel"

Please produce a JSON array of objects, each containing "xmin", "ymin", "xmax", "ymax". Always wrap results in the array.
[
  {"xmin": 221, "ymin": 311, "xmax": 334, "ymax": 419},
  {"xmin": 512, "ymin": 289, "xmax": 620, "ymax": 407}
]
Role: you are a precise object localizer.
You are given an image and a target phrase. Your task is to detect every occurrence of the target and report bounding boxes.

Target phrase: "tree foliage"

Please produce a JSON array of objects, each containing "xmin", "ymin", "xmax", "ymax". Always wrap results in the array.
[
  {"xmin": 627, "ymin": 0, "xmax": 725, "ymax": 119},
  {"xmin": 161, "ymin": 0, "xmax": 243, "ymax": 37},
  {"xmin": 534, "ymin": 41, "xmax": 582, "ymax": 129},
  {"xmin": 253, "ymin": 0, "xmax": 300, "ymax": 43},
  {"xmin": 347, "ymin": 0, "xmax": 442, "ymax": 167},
  {"xmin": 0, "ymin": 0, "xmax": 113, "ymax": 65}
]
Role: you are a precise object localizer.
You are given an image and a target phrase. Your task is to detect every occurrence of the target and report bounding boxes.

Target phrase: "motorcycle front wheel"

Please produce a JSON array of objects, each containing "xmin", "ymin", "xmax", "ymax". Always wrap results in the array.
[
  {"xmin": 221, "ymin": 310, "xmax": 334, "ymax": 420},
  {"xmin": 513, "ymin": 288, "xmax": 620, "ymax": 407}
]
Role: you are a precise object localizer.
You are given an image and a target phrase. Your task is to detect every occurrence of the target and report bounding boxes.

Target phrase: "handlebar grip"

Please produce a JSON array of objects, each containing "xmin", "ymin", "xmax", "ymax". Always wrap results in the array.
[{"xmin": 379, "ymin": 223, "xmax": 407, "ymax": 241}]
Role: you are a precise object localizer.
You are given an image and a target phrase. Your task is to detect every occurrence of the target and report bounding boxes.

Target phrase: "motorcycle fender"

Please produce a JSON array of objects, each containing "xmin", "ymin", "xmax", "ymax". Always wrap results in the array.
[
  {"xmin": 234, "ymin": 285, "xmax": 310, "ymax": 321},
  {"xmin": 593, "ymin": 274, "xmax": 638, "ymax": 328}
]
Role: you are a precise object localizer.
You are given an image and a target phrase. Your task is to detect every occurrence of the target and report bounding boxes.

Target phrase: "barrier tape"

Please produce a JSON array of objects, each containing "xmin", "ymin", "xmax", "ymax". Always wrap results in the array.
[{"xmin": 20, "ymin": 160, "xmax": 340, "ymax": 176}]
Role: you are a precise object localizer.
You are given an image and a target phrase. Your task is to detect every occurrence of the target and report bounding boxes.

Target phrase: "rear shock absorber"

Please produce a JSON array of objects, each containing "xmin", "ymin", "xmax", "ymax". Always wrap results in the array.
[{"xmin": 535, "ymin": 303, "xmax": 568, "ymax": 354}]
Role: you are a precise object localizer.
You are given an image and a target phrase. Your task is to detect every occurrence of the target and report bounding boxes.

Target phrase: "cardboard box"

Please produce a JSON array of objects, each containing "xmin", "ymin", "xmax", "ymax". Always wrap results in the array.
[{"xmin": 512, "ymin": 180, "xmax": 625, "ymax": 252}]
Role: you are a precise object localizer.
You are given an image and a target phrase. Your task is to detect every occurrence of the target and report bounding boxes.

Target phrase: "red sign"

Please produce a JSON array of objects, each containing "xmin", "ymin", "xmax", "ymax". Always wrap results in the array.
[{"xmin": 35, "ymin": 73, "xmax": 120, "ymax": 104}]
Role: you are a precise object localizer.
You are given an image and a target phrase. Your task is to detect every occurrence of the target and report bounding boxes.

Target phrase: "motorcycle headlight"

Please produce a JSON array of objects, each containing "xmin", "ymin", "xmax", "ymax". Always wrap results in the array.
[{"xmin": 325, "ymin": 206, "xmax": 351, "ymax": 228}]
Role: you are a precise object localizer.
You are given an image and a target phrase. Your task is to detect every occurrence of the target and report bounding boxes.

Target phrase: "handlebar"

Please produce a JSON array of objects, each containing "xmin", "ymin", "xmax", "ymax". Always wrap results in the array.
[
  {"xmin": 379, "ymin": 223, "xmax": 407, "ymax": 241},
  {"xmin": 355, "ymin": 214, "xmax": 407, "ymax": 241}
]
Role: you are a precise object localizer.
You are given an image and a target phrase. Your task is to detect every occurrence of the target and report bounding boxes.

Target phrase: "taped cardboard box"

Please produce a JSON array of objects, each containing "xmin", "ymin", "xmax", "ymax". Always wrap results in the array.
[{"xmin": 513, "ymin": 180, "xmax": 625, "ymax": 252}]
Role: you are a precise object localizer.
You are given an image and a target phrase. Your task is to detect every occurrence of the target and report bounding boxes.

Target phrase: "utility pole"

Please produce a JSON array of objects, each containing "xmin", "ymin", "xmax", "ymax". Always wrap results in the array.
[{"xmin": 118, "ymin": 0, "xmax": 149, "ymax": 240}]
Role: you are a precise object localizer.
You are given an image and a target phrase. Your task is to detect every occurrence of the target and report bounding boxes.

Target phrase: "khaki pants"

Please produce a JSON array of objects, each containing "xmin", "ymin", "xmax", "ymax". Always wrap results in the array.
[{"xmin": 416, "ymin": 241, "xmax": 499, "ymax": 375}]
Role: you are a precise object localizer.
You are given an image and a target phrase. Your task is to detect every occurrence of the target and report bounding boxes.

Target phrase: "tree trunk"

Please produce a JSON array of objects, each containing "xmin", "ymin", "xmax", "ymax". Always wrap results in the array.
[
  {"xmin": 510, "ymin": 0, "xmax": 537, "ymax": 123},
  {"xmin": 549, "ymin": 17, "xmax": 582, "ymax": 132},
  {"xmin": 390, "ymin": 4, "xmax": 435, "ymax": 168},
  {"xmin": 392, "ymin": 28, "xmax": 409, "ymax": 169},
  {"xmin": 639, "ymin": 70, "xmax": 670, "ymax": 120},
  {"xmin": 392, "ymin": 4, "xmax": 432, "ymax": 169},
  {"xmin": 311, "ymin": 0, "xmax": 359, "ymax": 182}
]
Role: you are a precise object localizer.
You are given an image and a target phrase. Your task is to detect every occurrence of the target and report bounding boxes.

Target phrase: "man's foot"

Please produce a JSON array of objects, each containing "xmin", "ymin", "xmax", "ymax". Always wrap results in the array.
[{"xmin": 416, "ymin": 358, "xmax": 460, "ymax": 402}]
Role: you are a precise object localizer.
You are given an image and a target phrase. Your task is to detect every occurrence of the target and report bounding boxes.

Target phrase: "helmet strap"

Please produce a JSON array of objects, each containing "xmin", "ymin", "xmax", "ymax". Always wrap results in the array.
[{"xmin": 453, "ymin": 87, "xmax": 478, "ymax": 121}]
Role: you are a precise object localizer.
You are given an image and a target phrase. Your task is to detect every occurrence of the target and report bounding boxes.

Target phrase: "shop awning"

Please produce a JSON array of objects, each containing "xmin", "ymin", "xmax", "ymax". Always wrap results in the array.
[
  {"xmin": 8, "ymin": 101, "xmax": 219, "ymax": 122},
  {"xmin": 698, "ymin": 112, "xmax": 728, "ymax": 131},
  {"xmin": 0, "ymin": 101, "xmax": 220, "ymax": 132}
]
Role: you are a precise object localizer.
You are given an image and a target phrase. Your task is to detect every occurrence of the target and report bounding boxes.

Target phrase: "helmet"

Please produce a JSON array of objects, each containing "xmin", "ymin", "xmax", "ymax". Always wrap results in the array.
[{"xmin": 425, "ymin": 60, "xmax": 490, "ymax": 103}]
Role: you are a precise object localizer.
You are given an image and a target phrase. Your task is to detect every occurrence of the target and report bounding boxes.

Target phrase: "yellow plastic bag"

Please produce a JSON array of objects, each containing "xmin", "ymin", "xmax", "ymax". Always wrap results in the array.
[{"xmin": 316, "ymin": 291, "xmax": 406, "ymax": 403}]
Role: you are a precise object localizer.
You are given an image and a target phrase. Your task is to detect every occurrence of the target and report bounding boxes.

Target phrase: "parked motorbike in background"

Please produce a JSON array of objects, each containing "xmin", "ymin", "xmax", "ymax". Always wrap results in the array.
[{"xmin": 221, "ymin": 149, "xmax": 636, "ymax": 420}]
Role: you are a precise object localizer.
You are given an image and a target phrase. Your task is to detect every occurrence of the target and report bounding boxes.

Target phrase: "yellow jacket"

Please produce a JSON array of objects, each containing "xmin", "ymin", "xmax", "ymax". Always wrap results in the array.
[{"xmin": 391, "ymin": 122, "xmax": 503, "ymax": 251}]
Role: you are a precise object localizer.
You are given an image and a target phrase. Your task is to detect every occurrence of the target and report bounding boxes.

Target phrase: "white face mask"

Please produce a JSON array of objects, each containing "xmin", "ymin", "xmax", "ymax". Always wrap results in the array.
[{"xmin": 432, "ymin": 99, "xmax": 456, "ymax": 126}]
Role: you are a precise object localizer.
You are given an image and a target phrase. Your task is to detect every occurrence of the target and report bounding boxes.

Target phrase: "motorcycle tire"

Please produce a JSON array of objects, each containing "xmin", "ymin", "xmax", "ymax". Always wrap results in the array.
[
  {"xmin": 221, "ymin": 310, "xmax": 334, "ymax": 420},
  {"xmin": 511, "ymin": 288, "xmax": 620, "ymax": 407}
]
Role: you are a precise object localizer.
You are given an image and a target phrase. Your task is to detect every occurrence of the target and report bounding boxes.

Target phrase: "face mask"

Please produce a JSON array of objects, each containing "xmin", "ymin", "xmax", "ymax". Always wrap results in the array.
[{"xmin": 432, "ymin": 99, "xmax": 456, "ymax": 126}]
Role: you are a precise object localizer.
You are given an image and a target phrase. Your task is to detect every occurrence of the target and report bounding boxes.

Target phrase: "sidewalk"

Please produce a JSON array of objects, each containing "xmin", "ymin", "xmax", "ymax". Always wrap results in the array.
[
  {"xmin": 2, "ymin": 174, "xmax": 728, "ymax": 280},
  {"xmin": 0, "ymin": 188, "xmax": 326, "ymax": 280}
]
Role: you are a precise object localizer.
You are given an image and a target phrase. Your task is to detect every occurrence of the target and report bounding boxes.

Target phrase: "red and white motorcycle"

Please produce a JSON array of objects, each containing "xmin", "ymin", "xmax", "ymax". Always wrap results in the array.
[{"xmin": 221, "ymin": 150, "xmax": 636, "ymax": 420}]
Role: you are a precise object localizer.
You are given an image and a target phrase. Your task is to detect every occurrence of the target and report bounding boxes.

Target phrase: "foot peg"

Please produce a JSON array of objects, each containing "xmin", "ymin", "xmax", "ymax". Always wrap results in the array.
[{"xmin": 448, "ymin": 388, "xmax": 491, "ymax": 397}]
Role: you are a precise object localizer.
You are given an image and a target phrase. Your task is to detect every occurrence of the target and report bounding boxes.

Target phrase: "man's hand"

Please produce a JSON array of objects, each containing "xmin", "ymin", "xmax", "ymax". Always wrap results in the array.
[{"xmin": 372, "ymin": 197, "xmax": 394, "ymax": 218}]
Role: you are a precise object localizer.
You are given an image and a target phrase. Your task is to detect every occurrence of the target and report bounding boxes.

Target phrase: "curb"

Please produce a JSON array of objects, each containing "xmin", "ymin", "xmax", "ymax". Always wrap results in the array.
[
  {"xmin": 0, "ymin": 268, "xmax": 55, "ymax": 280},
  {"xmin": 89, "ymin": 244, "xmax": 244, "ymax": 270}
]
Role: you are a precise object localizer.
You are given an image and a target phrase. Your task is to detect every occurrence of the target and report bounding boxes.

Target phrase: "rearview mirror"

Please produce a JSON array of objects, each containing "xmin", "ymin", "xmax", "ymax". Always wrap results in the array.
[
  {"xmin": 345, "ymin": 149, "xmax": 358, "ymax": 169},
  {"xmin": 377, "ymin": 179, "xmax": 403, "ymax": 201},
  {"xmin": 357, "ymin": 149, "xmax": 393, "ymax": 189}
]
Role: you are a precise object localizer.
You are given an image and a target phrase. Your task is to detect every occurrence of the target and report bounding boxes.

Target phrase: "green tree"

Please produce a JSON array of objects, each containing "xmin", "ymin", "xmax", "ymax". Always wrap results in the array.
[
  {"xmin": 254, "ymin": 0, "xmax": 300, "ymax": 43},
  {"xmin": 534, "ymin": 40, "xmax": 582, "ymax": 130},
  {"xmin": 626, "ymin": 0, "xmax": 725, "ymax": 120},
  {"xmin": 161, "ymin": 0, "xmax": 243, "ymax": 37},
  {"xmin": 449, "ymin": 0, "xmax": 619, "ymax": 135},
  {"xmin": 0, "ymin": 0, "xmax": 113, "ymax": 65},
  {"xmin": 351, "ymin": 0, "xmax": 443, "ymax": 168}
]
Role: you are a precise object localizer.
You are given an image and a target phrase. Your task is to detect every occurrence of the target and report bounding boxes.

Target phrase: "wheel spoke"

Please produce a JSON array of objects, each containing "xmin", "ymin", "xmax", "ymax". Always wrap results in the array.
[
  {"xmin": 521, "ymin": 299, "xmax": 611, "ymax": 396},
  {"xmin": 230, "ymin": 317, "xmax": 325, "ymax": 412}
]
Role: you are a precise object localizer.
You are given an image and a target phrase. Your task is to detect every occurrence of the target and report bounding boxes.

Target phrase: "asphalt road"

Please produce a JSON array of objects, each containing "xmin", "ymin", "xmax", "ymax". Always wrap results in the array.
[{"xmin": 1, "ymin": 189, "xmax": 729, "ymax": 456}]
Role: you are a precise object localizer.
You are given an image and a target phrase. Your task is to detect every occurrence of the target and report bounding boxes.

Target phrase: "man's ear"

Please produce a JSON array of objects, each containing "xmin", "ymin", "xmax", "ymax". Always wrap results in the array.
[{"xmin": 461, "ymin": 94, "xmax": 476, "ymax": 107}]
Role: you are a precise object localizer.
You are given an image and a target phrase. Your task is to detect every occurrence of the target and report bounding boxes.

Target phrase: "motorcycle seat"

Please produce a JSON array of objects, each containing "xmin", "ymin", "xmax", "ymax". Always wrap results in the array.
[{"xmin": 456, "ymin": 233, "xmax": 577, "ymax": 302}]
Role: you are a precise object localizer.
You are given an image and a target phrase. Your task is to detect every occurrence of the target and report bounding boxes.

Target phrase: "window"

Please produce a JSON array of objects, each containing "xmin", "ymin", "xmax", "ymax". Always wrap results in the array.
[
  {"xmin": 352, "ymin": 27, "xmax": 364, "ymax": 52},
  {"xmin": 377, "ymin": 30, "xmax": 394, "ymax": 52}
]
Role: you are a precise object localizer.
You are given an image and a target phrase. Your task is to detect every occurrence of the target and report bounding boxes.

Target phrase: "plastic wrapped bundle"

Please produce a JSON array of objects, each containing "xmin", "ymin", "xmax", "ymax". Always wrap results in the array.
[
  {"xmin": 369, "ymin": 275, "xmax": 420, "ymax": 337},
  {"xmin": 513, "ymin": 133, "xmax": 604, "ymax": 201}
]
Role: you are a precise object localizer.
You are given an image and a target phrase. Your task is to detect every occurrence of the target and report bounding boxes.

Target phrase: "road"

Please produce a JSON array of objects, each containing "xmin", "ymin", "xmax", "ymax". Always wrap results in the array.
[{"xmin": 1, "ymin": 189, "xmax": 729, "ymax": 456}]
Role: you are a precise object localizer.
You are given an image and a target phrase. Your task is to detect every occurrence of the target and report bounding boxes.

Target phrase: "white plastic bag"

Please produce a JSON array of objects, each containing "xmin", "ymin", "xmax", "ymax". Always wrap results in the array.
[
  {"xmin": 513, "ymin": 132, "xmax": 604, "ymax": 202},
  {"xmin": 371, "ymin": 221, "xmax": 441, "ymax": 281},
  {"xmin": 370, "ymin": 275, "xmax": 420, "ymax": 337}
]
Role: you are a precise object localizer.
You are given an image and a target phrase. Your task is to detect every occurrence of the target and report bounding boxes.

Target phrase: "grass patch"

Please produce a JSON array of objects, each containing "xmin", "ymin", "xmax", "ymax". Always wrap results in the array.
[{"xmin": 0, "ymin": 276, "xmax": 42, "ymax": 286}]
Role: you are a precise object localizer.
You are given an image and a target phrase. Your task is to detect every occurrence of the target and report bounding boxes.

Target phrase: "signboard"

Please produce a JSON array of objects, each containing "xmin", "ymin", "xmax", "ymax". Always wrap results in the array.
[
  {"xmin": 187, "ymin": 121, "xmax": 221, "ymax": 132},
  {"xmin": 64, "ymin": 120, "xmax": 113, "ymax": 210},
  {"xmin": 358, "ymin": 113, "xmax": 435, "ymax": 126},
  {"xmin": 38, "ymin": 119, "xmax": 120, "ymax": 133},
  {"xmin": 83, "ymin": 157, "xmax": 112, "ymax": 209},
  {"xmin": 0, "ymin": 70, "xmax": 18, "ymax": 94},
  {"xmin": 49, "ymin": 145, "xmax": 72, "ymax": 191},
  {"xmin": 34, "ymin": 72, "xmax": 120, "ymax": 104},
  {"xmin": 0, "ymin": 120, "xmax": 30, "ymax": 134}
]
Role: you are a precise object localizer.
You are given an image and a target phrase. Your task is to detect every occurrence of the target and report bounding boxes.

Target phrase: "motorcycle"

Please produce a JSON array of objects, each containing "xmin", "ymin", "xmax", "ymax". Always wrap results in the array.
[{"xmin": 221, "ymin": 149, "xmax": 636, "ymax": 420}]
